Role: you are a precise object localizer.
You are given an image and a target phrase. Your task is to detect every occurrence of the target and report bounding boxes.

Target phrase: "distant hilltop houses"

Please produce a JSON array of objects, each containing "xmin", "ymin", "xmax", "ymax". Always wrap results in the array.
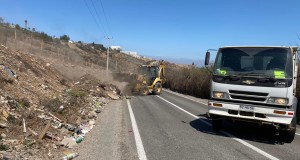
[
  {"xmin": 121, "ymin": 51, "xmax": 140, "ymax": 58},
  {"xmin": 110, "ymin": 45, "xmax": 145, "ymax": 59},
  {"xmin": 110, "ymin": 46, "xmax": 121, "ymax": 50}
]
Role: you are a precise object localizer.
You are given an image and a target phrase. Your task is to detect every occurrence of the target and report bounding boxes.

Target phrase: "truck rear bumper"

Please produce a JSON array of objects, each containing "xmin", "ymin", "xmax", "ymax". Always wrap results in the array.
[{"xmin": 208, "ymin": 101, "xmax": 294, "ymax": 125}]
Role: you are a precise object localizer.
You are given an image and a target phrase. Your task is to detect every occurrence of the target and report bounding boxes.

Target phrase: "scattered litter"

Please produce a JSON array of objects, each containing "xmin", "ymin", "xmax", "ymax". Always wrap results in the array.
[
  {"xmin": 52, "ymin": 120, "xmax": 63, "ymax": 129},
  {"xmin": 95, "ymin": 110, "xmax": 101, "ymax": 113},
  {"xmin": 62, "ymin": 152, "xmax": 79, "ymax": 160},
  {"xmin": 75, "ymin": 135, "xmax": 84, "ymax": 144},
  {"xmin": 2, "ymin": 65, "xmax": 15, "ymax": 77},
  {"xmin": 49, "ymin": 113, "xmax": 63, "ymax": 122},
  {"xmin": 89, "ymin": 120, "xmax": 95, "ymax": 125},
  {"xmin": 60, "ymin": 137, "xmax": 76, "ymax": 148},
  {"xmin": 23, "ymin": 118, "xmax": 26, "ymax": 133},
  {"xmin": 53, "ymin": 143, "xmax": 58, "ymax": 149},
  {"xmin": 46, "ymin": 132, "xmax": 61, "ymax": 141},
  {"xmin": 0, "ymin": 109, "xmax": 9, "ymax": 127},
  {"xmin": 28, "ymin": 127, "xmax": 38, "ymax": 136},
  {"xmin": 80, "ymin": 124, "xmax": 94, "ymax": 134},
  {"xmin": 38, "ymin": 114, "xmax": 53, "ymax": 120},
  {"xmin": 0, "ymin": 122, "xmax": 7, "ymax": 128},
  {"xmin": 1, "ymin": 133, "xmax": 6, "ymax": 139},
  {"xmin": 107, "ymin": 92, "xmax": 119, "ymax": 100},
  {"xmin": 39, "ymin": 122, "xmax": 51, "ymax": 140},
  {"xmin": 0, "ymin": 44, "xmax": 122, "ymax": 159}
]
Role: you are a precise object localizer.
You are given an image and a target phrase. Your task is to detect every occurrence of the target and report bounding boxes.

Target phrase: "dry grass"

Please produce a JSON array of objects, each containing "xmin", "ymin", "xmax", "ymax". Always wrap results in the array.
[{"xmin": 165, "ymin": 64, "xmax": 211, "ymax": 99}]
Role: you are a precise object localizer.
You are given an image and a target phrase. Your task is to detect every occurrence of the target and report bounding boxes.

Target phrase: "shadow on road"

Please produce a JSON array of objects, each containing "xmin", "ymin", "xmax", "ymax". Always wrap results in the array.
[{"xmin": 190, "ymin": 118, "xmax": 285, "ymax": 145}]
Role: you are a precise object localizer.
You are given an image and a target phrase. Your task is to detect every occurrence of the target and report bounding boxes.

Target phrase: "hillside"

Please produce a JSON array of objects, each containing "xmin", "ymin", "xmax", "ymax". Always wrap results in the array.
[
  {"xmin": 0, "ymin": 23, "xmax": 155, "ymax": 158},
  {"xmin": 0, "ymin": 24, "xmax": 149, "ymax": 80}
]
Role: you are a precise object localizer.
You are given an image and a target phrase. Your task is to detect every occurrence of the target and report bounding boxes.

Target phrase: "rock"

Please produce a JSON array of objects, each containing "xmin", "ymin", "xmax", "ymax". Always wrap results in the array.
[
  {"xmin": 0, "ymin": 123, "xmax": 7, "ymax": 128},
  {"xmin": 88, "ymin": 112, "xmax": 97, "ymax": 119},
  {"xmin": 14, "ymin": 145, "xmax": 23, "ymax": 151},
  {"xmin": 1, "ymin": 133, "xmax": 6, "ymax": 138},
  {"xmin": 40, "ymin": 84, "xmax": 48, "ymax": 90}
]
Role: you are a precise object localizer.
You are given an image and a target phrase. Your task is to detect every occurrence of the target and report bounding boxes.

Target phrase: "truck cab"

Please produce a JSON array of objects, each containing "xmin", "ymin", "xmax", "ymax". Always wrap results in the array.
[{"xmin": 205, "ymin": 46, "xmax": 298, "ymax": 143}]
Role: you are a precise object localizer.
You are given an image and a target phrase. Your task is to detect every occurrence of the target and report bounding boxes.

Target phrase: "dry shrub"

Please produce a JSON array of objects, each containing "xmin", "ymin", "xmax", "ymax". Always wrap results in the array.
[{"xmin": 165, "ymin": 66, "xmax": 211, "ymax": 99}]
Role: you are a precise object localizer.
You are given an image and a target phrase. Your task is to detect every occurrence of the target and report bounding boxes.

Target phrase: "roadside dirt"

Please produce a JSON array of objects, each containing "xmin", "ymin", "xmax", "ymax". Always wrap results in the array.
[{"xmin": 0, "ymin": 44, "xmax": 124, "ymax": 159}]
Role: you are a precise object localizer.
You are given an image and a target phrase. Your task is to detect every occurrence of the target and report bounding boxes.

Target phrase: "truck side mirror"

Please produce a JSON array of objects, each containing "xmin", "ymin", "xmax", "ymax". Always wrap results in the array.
[{"xmin": 205, "ymin": 51, "xmax": 210, "ymax": 66}]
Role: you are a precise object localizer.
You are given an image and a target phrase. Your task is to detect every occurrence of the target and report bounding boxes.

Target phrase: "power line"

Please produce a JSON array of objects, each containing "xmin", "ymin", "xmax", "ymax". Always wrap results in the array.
[
  {"xmin": 84, "ymin": 0, "xmax": 107, "ymax": 37},
  {"xmin": 90, "ymin": 0, "xmax": 108, "ymax": 36},
  {"xmin": 98, "ymin": 0, "xmax": 112, "ymax": 36}
]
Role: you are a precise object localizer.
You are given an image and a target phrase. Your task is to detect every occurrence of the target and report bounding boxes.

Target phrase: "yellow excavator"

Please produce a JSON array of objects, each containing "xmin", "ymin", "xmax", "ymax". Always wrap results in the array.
[{"xmin": 133, "ymin": 60, "xmax": 166, "ymax": 95}]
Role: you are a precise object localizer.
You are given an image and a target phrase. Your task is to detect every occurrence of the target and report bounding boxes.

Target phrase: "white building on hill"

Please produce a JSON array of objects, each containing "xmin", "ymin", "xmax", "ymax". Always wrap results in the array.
[
  {"xmin": 110, "ymin": 46, "xmax": 121, "ymax": 51},
  {"xmin": 121, "ymin": 51, "xmax": 141, "ymax": 58}
]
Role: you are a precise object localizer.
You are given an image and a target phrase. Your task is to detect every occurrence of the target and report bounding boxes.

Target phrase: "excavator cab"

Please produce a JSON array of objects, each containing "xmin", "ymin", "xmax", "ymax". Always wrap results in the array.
[{"xmin": 134, "ymin": 61, "xmax": 166, "ymax": 95}]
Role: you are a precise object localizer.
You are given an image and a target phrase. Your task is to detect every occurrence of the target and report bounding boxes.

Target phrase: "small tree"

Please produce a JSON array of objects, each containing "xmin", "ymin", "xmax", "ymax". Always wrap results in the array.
[
  {"xmin": 0, "ymin": 17, "xmax": 4, "ymax": 24},
  {"xmin": 15, "ymin": 24, "xmax": 21, "ymax": 29},
  {"xmin": 60, "ymin": 35, "xmax": 70, "ymax": 42},
  {"xmin": 40, "ymin": 32, "xmax": 53, "ymax": 42}
]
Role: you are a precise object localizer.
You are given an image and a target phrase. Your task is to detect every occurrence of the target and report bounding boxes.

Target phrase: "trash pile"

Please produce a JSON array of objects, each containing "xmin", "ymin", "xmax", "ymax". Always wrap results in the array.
[{"xmin": 0, "ymin": 44, "xmax": 121, "ymax": 159}]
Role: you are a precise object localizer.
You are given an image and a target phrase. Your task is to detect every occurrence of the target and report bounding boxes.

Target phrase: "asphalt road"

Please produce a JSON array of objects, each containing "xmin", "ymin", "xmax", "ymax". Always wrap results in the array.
[{"xmin": 77, "ymin": 89, "xmax": 300, "ymax": 160}]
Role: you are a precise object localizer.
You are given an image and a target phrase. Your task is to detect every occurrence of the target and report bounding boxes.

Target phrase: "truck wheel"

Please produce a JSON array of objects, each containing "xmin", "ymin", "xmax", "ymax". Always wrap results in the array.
[
  {"xmin": 153, "ymin": 82, "xmax": 162, "ymax": 95},
  {"xmin": 212, "ymin": 119, "xmax": 222, "ymax": 131},
  {"xmin": 279, "ymin": 129, "xmax": 295, "ymax": 143},
  {"xmin": 279, "ymin": 116, "xmax": 296, "ymax": 143},
  {"xmin": 140, "ymin": 86, "xmax": 149, "ymax": 96},
  {"xmin": 297, "ymin": 105, "xmax": 300, "ymax": 125}
]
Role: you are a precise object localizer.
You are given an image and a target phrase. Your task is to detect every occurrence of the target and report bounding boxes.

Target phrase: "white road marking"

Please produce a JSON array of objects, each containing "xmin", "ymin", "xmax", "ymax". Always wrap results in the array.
[
  {"xmin": 164, "ymin": 88, "xmax": 300, "ymax": 138},
  {"xmin": 127, "ymin": 100, "xmax": 148, "ymax": 160},
  {"xmin": 163, "ymin": 89, "xmax": 207, "ymax": 105},
  {"xmin": 156, "ymin": 95, "xmax": 279, "ymax": 160}
]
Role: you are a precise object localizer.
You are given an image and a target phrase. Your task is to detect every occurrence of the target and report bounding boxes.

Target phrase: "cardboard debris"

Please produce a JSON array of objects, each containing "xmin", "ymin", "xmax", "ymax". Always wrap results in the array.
[
  {"xmin": 107, "ymin": 92, "xmax": 119, "ymax": 100},
  {"xmin": 60, "ymin": 137, "xmax": 76, "ymax": 148},
  {"xmin": 39, "ymin": 122, "xmax": 51, "ymax": 140}
]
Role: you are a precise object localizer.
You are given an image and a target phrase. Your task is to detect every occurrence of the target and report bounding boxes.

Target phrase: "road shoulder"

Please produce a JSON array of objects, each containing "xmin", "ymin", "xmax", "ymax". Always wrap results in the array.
[{"xmin": 75, "ymin": 100, "xmax": 138, "ymax": 160}]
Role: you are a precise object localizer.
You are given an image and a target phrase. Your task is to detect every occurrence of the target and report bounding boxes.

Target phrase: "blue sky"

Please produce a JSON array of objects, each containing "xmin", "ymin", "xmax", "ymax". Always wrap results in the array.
[{"xmin": 0, "ymin": 0, "xmax": 299, "ymax": 63}]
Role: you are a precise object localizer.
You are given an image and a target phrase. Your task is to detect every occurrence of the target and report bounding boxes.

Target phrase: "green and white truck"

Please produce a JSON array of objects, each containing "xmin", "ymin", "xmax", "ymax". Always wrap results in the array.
[{"xmin": 205, "ymin": 46, "xmax": 298, "ymax": 143}]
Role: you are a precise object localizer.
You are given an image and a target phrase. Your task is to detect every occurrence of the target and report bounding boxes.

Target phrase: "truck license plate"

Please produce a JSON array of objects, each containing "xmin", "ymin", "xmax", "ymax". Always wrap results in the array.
[{"xmin": 239, "ymin": 105, "xmax": 254, "ymax": 111}]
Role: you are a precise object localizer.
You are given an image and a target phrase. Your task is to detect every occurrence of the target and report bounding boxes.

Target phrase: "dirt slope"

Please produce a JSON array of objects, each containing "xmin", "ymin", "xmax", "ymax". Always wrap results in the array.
[{"xmin": 0, "ymin": 44, "xmax": 122, "ymax": 159}]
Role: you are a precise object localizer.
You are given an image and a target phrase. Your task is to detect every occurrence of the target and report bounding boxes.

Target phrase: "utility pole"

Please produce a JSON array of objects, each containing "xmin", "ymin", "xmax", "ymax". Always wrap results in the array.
[
  {"xmin": 25, "ymin": 20, "xmax": 27, "ymax": 29},
  {"xmin": 105, "ymin": 36, "xmax": 113, "ymax": 76}
]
